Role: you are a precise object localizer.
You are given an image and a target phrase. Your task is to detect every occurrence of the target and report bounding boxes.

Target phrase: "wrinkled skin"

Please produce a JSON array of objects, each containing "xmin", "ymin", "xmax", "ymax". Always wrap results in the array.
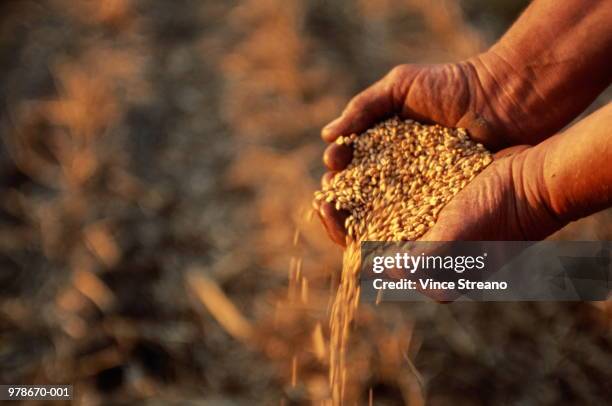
[{"xmin": 314, "ymin": 59, "xmax": 566, "ymax": 246}]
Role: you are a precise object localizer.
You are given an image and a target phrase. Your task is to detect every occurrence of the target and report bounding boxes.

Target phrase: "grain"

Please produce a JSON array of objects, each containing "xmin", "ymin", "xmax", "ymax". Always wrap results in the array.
[
  {"xmin": 314, "ymin": 117, "xmax": 492, "ymax": 404},
  {"xmin": 316, "ymin": 118, "xmax": 492, "ymax": 242}
]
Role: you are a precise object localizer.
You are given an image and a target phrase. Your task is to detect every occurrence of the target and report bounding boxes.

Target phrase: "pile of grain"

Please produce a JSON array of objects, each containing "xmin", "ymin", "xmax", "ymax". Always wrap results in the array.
[{"xmin": 314, "ymin": 117, "xmax": 492, "ymax": 403}]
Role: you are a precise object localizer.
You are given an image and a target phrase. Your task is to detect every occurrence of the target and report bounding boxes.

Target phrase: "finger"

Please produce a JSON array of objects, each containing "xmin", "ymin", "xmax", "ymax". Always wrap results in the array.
[
  {"xmin": 321, "ymin": 171, "xmax": 338, "ymax": 188},
  {"xmin": 323, "ymin": 143, "xmax": 353, "ymax": 171},
  {"xmin": 318, "ymin": 201, "xmax": 349, "ymax": 247},
  {"xmin": 321, "ymin": 79, "xmax": 394, "ymax": 143}
]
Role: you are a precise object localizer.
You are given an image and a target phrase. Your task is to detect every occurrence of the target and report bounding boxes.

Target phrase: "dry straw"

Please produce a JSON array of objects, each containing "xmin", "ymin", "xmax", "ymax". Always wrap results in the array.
[{"xmin": 314, "ymin": 117, "xmax": 492, "ymax": 404}]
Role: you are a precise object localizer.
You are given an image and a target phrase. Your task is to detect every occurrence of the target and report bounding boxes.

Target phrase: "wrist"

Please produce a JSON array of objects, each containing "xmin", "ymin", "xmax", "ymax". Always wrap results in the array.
[
  {"xmin": 526, "ymin": 104, "xmax": 612, "ymax": 227},
  {"xmin": 509, "ymin": 146, "xmax": 568, "ymax": 240}
]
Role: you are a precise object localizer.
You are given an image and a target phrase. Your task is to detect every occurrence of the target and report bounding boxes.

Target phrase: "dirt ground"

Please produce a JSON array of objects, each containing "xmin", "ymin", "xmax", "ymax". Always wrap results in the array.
[{"xmin": 0, "ymin": 0, "xmax": 611, "ymax": 404}]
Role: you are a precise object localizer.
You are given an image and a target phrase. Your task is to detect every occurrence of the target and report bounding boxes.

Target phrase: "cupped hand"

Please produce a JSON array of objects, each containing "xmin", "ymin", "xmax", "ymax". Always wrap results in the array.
[
  {"xmin": 322, "ymin": 57, "xmax": 532, "ymax": 160},
  {"xmin": 317, "ymin": 57, "xmax": 562, "ymax": 245},
  {"xmin": 315, "ymin": 145, "xmax": 565, "ymax": 246}
]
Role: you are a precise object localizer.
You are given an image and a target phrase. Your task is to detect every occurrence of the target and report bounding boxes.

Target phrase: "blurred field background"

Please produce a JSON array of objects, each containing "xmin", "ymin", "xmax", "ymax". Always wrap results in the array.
[{"xmin": 0, "ymin": 0, "xmax": 611, "ymax": 404}]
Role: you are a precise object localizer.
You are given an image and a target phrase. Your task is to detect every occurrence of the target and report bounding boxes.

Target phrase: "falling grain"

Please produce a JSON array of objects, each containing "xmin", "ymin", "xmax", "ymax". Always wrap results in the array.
[{"xmin": 312, "ymin": 322, "xmax": 327, "ymax": 361}]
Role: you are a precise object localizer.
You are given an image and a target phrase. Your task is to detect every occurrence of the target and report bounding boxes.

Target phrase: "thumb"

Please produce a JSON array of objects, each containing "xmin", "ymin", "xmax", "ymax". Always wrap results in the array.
[{"xmin": 321, "ymin": 77, "xmax": 395, "ymax": 143}]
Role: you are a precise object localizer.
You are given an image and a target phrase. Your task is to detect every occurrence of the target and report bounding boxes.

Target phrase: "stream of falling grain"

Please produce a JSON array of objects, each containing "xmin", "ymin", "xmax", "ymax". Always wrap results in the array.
[{"xmin": 329, "ymin": 241, "xmax": 361, "ymax": 403}]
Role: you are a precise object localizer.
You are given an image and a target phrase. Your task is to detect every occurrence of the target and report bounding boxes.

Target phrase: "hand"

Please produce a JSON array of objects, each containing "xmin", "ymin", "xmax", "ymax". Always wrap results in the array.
[
  {"xmin": 316, "ymin": 56, "xmax": 565, "ymax": 245},
  {"xmin": 314, "ymin": 145, "xmax": 565, "ymax": 246},
  {"xmin": 321, "ymin": 54, "xmax": 559, "ymax": 156}
]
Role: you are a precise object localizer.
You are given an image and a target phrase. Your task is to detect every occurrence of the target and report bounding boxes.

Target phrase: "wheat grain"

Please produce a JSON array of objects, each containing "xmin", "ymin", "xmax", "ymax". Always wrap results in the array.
[{"xmin": 314, "ymin": 117, "xmax": 492, "ymax": 404}]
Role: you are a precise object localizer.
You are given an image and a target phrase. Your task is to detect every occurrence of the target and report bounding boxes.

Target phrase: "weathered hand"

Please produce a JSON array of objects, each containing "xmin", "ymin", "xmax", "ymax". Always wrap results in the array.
[
  {"xmin": 315, "ymin": 55, "xmax": 570, "ymax": 245},
  {"xmin": 316, "ymin": 59, "xmax": 525, "ymax": 245},
  {"xmin": 321, "ymin": 54, "xmax": 562, "ymax": 162}
]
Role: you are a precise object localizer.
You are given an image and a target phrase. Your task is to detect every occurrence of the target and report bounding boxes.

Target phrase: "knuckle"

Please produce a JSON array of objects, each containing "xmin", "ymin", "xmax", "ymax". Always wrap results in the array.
[
  {"xmin": 388, "ymin": 64, "xmax": 410, "ymax": 81},
  {"xmin": 347, "ymin": 94, "xmax": 366, "ymax": 111}
]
